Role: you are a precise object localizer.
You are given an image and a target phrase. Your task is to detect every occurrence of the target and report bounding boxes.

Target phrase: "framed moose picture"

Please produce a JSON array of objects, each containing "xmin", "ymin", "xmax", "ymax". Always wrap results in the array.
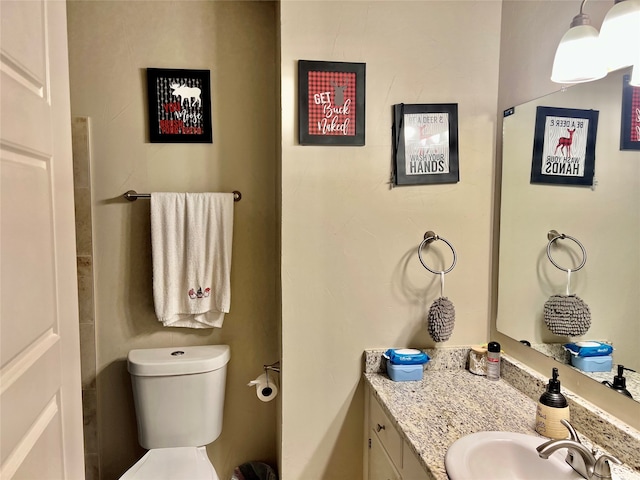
[
  {"xmin": 530, "ymin": 106, "xmax": 599, "ymax": 186},
  {"xmin": 146, "ymin": 68, "xmax": 213, "ymax": 143}
]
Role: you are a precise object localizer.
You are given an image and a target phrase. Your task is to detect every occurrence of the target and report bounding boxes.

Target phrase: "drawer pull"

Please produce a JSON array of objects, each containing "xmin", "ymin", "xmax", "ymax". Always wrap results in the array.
[{"xmin": 376, "ymin": 423, "xmax": 385, "ymax": 432}]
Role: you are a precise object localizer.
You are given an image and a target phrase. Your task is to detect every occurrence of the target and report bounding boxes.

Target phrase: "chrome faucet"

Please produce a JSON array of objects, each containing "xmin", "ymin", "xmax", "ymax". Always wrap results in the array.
[{"xmin": 536, "ymin": 419, "xmax": 622, "ymax": 479}]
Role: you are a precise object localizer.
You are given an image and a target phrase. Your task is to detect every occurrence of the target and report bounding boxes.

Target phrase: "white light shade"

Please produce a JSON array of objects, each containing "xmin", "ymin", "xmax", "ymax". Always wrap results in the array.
[
  {"xmin": 599, "ymin": 0, "xmax": 640, "ymax": 72},
  {"xmin": 632, "ymin": 65, "xmax": 640, "ymax": 86},
  {"xmin": 551, "ymin": 24, "xmax": 606, "ymax": 83},
  {"xmin": 631, "ymin": 59, "xmax": 640, "ymax": 86},
  {"xmin": 630, "ymin": 43, "xmax": 640, "ymax": 86}
]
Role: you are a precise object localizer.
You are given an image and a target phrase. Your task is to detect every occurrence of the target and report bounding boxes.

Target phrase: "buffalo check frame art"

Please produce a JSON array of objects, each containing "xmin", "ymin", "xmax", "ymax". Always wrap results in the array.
[
  {"xmin": 621, "ymin": 74, "xmax": 640, "ymax": 151},
  {"xmin": 298, "ymin": 60, "xmax": 366, "ymax": 146},
  {"xmin": 146, "ymin": 68, "xmax": 213, "ymax": 143}
]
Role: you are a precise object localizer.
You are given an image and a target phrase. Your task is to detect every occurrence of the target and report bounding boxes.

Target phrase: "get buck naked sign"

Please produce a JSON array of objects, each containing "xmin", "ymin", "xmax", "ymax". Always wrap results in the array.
[{"xmin": 298, "ymin": 60, "xmax": 365, "ymax": 146}]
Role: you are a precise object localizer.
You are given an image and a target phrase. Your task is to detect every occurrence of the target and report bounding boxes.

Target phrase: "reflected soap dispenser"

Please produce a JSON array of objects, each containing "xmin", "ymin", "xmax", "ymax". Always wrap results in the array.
[
  {"xmin": 535, "ymin": 368, "xmax": 570, "ymax": 439},
  {"xmin": 602, "ymin": 365, "xmax": 634, "ymax": 399}
]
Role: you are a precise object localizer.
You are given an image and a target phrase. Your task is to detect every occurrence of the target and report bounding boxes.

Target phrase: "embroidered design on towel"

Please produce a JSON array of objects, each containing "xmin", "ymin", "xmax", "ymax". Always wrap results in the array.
[{"xmin": 188, "ymin": 287, "xmax": 211, "ymax": 299}]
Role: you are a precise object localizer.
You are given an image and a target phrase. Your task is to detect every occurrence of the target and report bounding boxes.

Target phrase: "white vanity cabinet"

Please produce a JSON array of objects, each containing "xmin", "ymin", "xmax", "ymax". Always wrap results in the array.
[{"xmin": 364, "ymin": 387, "xmax": 430, "ymax": 480}]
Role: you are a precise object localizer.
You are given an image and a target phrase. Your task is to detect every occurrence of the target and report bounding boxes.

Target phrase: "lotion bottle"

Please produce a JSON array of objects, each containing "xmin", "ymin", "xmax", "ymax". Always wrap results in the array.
[
  {"xmin": 535, "ymin": 368, "xmax": 570, "ymax": 439},
  {"xmin": 486, "ymin": 342, "xmax": 501, "ymax": 380}
]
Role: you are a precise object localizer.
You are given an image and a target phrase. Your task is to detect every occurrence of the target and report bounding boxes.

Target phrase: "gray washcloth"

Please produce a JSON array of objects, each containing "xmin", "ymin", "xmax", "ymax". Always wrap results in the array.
[
  {"xmin": 427, "ymin": 297, "xmax": 455, "ymax": 342},
  {"xmin": 544, "ymin": 294, "xmax": 591, "ymax": 336}
]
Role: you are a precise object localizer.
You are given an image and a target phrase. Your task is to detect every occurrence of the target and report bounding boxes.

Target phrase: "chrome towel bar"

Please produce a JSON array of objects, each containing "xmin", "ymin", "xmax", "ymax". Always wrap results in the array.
[{"xmin": 123, "ymin": 190, "xmax": 242, "ymax": 202}]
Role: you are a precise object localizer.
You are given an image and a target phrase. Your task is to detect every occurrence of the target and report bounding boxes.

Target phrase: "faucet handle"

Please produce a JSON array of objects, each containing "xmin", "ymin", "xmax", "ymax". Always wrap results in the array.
[
  {"xmin": 560, "ymin": 419, "xmax": 581, "ymax": 443},
  {"xmin": 594, "ymin": 454, "xmax": 622, "ymax": 479}
]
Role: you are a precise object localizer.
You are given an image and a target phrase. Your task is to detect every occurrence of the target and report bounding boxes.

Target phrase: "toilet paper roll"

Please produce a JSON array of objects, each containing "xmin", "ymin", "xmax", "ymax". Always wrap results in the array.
[{"xmin": 248, "ymin": 373, "xmax": 278, "ymax": 402}]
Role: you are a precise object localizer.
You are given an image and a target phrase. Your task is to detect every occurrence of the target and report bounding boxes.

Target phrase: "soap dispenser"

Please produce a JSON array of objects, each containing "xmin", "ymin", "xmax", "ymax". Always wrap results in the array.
[
  {"xmin": 602, "ymin": 365, "xmax": 634, "ymax": 399},
  {"xmin": 535, "ymin": 368, "xmax": 570, "ymax": 439}
]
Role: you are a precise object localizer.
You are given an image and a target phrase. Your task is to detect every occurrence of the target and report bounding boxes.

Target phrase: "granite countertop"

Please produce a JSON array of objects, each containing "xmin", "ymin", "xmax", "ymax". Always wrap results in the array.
[
  {"xmin": 364, "ymin": 350, "xmax": 640, "ymax": 480},
  {"xmin": 366, "ymin": 370, "xmax": 541, "ymax": 479}
]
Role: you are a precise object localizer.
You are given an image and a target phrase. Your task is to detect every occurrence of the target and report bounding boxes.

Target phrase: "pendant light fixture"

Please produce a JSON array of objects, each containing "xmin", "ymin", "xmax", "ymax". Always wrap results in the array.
[
  {"xmin": 551, "ymin": 0, "xmax": 606, "ymax": 84},
  {"xmin": 599, "ymin": 0, "xmax": 640, "ymax": 73},
  {"xmin": 631, "ymin": 53, "xmax": 640, "ymax": 86},
  {"xmin": 632, "ymin": 66, "xmax": 640, "ymax": 86}
]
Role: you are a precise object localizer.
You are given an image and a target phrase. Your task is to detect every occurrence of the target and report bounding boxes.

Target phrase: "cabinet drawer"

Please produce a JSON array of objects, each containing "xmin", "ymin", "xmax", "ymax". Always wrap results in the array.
[
  {"xmin": 369, "ymin": 432, "xmax": 402, "ymax": 480},
  {"xmin": 402, "ymin": 441, "xmax": 430, "ymax": 480},
  {"xmin": 370, "ymin": 396, "xmax": 403, "ymax": 469}
]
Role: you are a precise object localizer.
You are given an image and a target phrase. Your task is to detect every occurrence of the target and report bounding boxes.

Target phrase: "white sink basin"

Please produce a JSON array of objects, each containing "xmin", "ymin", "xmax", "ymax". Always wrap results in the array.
[{"xmin": 445, "ymin": 431, "xmax": 583, "ymax": 480}]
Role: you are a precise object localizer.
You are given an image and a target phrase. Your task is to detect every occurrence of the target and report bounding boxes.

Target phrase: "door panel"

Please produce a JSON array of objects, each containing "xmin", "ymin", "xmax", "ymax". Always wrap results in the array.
[
  {"xmin": 0, "ymin": 1, "xmax": 84, "ymax": 478},
  {"xmin": 1, "ymin": 150, "xmax": 57, "ymax": 365}
]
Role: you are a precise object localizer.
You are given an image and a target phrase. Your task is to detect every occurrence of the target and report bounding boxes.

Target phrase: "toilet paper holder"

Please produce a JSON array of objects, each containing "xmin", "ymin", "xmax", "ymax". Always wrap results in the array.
[
  {"xmin": 263, "ymin": 361, "xmax": 280, "ymax": 374},
  {"xmin": 248, "ymin": 361, "xmax": 280, "ymax": 402}
]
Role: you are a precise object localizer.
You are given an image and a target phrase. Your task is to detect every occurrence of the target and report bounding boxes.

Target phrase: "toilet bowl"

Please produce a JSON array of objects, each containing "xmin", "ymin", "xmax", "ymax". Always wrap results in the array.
[
  {"xmin": 119, "ymin": 345, "xmax": 230, "ymax": 480},
  {"xmin": 119, "ymin": 447, "xmax": 217, "ymax": 480}
]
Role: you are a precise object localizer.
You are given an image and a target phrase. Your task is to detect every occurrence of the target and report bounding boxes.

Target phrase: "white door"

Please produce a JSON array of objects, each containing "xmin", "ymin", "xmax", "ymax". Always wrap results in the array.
[{"xmin": 0, "ymin": 0, "xmax": 85, "ymax": 478}]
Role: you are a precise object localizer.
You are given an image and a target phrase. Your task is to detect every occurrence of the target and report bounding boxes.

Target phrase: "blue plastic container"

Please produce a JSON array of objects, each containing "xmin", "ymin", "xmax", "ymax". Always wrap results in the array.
[
  {"xmin": 386, "ymin": 360, "xmax": 424, "ymax": 381},
  {"xmin": 570, "ymin": 355, "xmax": 612, "ymax": 372}
]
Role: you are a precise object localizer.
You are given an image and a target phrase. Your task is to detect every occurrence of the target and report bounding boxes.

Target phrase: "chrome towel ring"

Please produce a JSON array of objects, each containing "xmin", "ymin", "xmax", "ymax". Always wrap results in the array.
[
  {"xmin": 546, "ymin": 230, "xmax": 587, "ymax": 272},
  {"xmin": 418, "ymin": 231, "xmax": 457, "ymax": 275}
]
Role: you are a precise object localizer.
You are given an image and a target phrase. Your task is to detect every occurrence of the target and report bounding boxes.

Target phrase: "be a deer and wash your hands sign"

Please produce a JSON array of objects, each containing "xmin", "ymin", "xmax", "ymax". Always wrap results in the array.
[
  {"xmin": 147, "ymin": 68, "xmax": 213, "ymax": 143},
  {"xmin": 530, "ymin": 106, "xmax": 599, "ymax": 186},
  {"xmin": 298, "ymin": 60, "xmax": 366, "ymax": 146}
]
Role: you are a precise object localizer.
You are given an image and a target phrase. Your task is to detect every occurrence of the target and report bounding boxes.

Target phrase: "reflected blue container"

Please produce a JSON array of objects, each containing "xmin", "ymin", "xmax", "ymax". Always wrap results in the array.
[{"xmin": 571, "ymin": 355, "xmax": 612, "ymax": 372}]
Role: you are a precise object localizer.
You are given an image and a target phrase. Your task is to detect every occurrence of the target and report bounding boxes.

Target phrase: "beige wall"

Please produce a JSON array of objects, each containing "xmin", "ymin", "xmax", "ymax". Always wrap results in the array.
[
  {"xmin": 280, "ymin": 1, "xmax": 502, "ymax": 478},
  {"xmin": 67, "ymin": 2, "xmax": 279, "ymax": 478},
  {"xmin": 495, "ymin": 0, "xmax": 640, "ymax": 430}
]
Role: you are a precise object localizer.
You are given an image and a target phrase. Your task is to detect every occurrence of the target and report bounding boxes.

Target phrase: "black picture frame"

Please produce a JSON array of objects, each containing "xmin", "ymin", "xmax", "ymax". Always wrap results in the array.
[
  {"xmin": 392, "ymin": 103, "xmax": 459, "ymax": 186},
  {"xmin": 146, "ymin": 68, "xmax": 212, "ymax": 143},
  {"xmin": 530, "ymin": 106, "xmax": 599, "ymax": 186},
  {"xmin": 620, "ymin": 74, "xmax": 640, "ymax": 151},
  {"xmin": 298, "ymin": 60, "xmax": 365, "ymax": 146}
]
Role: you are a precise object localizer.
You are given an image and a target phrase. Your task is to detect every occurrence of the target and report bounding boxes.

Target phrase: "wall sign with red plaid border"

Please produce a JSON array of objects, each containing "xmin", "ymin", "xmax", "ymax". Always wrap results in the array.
[
  {"xmin": 146, "ymin": 68, "xmax": 213, "ymax": 143},
  {"xmin": 298, "ymin": 60, "xmax": 365, "ymax": 146},
  {"xmin": 621, "ymin": 74, "xmax": 640, "ymax": 151}
]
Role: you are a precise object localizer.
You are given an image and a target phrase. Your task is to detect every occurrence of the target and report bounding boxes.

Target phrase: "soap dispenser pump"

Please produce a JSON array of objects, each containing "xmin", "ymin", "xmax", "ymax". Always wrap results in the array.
[
  {"xmin": 602, "ymin": 365, "xmax": 634, "ymax": 399},
  {"xmin": 535, "ymin": 368, "xmax": 570, "ymax": 439}
]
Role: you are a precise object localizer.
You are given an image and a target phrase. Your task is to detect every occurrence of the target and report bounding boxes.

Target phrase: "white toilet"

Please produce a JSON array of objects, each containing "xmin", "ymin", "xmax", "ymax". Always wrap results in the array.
[{"xmin": 120, "ymin": 345, "xmax": 230, "ymax": 480}]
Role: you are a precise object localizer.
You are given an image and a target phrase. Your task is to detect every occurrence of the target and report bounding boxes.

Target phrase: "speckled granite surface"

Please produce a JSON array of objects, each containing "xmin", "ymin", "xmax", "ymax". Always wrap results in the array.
[
  {"xmin": 502, "ymin": 356, "xmax": 640, "ymax": 473},
  {"xmin": 364, "ymin": 348, "xmax": 640, "ymax": 480}
]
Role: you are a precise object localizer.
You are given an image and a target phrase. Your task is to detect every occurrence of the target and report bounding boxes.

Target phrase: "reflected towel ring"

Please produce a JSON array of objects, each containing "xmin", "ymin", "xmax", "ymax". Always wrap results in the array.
[
  {"xmin": 546, "ymin": 230, "xmax": 587, "ymax": 272},
  {"xmin": 418, "ymin": 231, "xmax": 457, "ymax": 275}
]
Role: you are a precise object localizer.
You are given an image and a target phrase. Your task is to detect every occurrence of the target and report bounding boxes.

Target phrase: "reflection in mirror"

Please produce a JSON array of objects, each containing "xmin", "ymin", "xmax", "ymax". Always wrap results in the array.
[{"xmin": 497, "ymin": 68, "xmax": 640, "ymax": 402}]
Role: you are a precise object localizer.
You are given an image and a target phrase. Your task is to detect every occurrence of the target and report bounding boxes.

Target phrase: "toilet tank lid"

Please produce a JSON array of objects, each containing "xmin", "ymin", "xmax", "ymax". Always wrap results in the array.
[{"xmin": 128, "ymin": 345, "xmax": 230, "ymax": 377}]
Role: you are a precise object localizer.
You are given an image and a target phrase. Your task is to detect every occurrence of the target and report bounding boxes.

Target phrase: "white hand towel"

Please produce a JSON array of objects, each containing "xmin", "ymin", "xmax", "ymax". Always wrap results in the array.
[{"xmin": 150, "ymin": 192, "xmax": 234, "ymax": 328}]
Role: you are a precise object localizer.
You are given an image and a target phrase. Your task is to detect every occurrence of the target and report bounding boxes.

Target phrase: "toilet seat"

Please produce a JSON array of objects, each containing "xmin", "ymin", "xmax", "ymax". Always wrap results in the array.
[{"xmin": 119, "ymin": 446, "xmax": 218, "ymax": 480}]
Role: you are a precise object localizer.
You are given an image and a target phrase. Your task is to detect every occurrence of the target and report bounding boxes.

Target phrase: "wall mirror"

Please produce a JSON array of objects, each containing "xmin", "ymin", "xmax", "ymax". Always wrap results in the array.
[{"xmin": 497, "ymin": 67, "xmax": 640, "ymax": 402}]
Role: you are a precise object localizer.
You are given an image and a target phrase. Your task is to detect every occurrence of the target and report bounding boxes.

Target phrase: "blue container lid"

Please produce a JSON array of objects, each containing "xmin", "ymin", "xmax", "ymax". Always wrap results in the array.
[
  {"xmin": 383, "ymin": 348, "xmax": 430, "ymax": 365},
  {"xmin": 564, "ymin": 341, "xmax": 613, "ymax": 357}
]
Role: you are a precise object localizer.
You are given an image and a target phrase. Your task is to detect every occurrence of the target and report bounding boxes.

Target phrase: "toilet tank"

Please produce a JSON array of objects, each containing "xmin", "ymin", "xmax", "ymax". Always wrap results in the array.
[{"xmin": 127, "ymin": 345, "xmax": 230, "ymax": 449}]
